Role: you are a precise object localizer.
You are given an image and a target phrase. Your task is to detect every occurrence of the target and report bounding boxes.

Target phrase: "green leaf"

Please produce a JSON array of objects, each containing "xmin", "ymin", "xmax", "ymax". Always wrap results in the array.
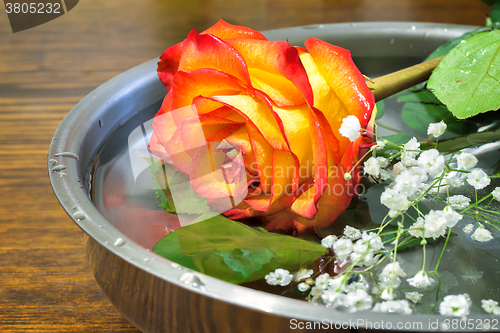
[
  {"xmin": 152, "ymin": 232, "xmax": 199, "ymax": 271},
  {"xmin": 152, "ymin": 215, "xmax": 326, "ymax": 284},
  {"xmin": 427, "ymin": 29, "xmax": 500, "ymax": 119},
  {"xmin": 147, "ymin": 158, "xmax": 212, "ymax": 215},
  {"xmin": 375, "ymin": 100, "xmax": 385, "ymax": 120},
  {"xmin": 382, "ymin": 133, "xmax": 414, "ymax": 145},
  {"xmin": 429, "ymin": 128, "xmax": 500, "ymax": 153},
  {"xmin": 493, "ymin": 3, "xmax": 500, "ymax": 23},
  {"xmin": 401, "ymin": 101, "xmax": 465, "ymax": 138},
  {"xmin": 425, "ymin": 25, "xmax": 499, "ymax": 61}
]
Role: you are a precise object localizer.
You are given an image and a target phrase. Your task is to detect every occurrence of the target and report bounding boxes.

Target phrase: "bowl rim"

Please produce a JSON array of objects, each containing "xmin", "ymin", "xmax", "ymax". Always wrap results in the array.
[{"xmin": 48, "ymin": 21, "xmax": 496, "ymax": 331}]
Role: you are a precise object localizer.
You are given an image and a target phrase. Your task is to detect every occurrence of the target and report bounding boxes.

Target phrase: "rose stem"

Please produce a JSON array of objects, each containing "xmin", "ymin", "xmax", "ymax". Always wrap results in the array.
[{"xmin": 366, "ymin": 55, "xmax": 445, "ymax": 102}]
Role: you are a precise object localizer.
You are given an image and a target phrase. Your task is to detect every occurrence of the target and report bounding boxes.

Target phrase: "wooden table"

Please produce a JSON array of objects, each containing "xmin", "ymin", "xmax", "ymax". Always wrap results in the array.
[{"xmin": 0, "ymin": 0, "xmax": 491, "ymax": 331}]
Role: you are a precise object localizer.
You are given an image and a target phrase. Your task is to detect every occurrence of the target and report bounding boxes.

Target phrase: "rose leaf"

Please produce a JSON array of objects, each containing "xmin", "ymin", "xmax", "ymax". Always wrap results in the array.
[
  {"xmin": 427, "ymin": 29, "xmax": 500, "ymax": 119},
  {"xmin": 152, "ymin": 215, "xmax": 326, "ymax": 284}
]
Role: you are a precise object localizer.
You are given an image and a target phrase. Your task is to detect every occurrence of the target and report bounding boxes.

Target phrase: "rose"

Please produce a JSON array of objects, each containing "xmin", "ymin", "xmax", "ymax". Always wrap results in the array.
[{"xmin": 149, "ymin": 20, "xmax": 374, "ymax": 233}]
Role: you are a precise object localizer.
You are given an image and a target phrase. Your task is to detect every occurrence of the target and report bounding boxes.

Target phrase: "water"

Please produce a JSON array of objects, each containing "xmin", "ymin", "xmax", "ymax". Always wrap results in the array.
[{"xmin": 84, "ymin": 55, "xmax": 500, "ymax": 316}]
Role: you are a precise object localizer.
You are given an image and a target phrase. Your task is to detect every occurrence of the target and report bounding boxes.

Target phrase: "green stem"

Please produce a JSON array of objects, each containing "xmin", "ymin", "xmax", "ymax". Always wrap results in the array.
[
  {"xmin": 432, "ymin": 227, "xmax": 452, "ymax": 273},
  {"xmin": 366, "ymin": 56, "xmax": 445, "ymax": 102}
]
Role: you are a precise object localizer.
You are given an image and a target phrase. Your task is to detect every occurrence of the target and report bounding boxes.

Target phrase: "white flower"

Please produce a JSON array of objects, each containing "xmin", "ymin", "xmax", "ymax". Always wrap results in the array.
[
  {"xmin": 493, "ymin": 187, "xmax": 500, "ymax": 201},
  {"xmin": 342, "ymin": 281, "xmax": 369, "ymax": 293},
  {"xmin": 315, "ymin": 273, "xmax": 331, "ymax": 290},
  {"xmin": 418, "ymin": 149, "xmax": 445, "ymax": 178},
  {"xmin": 364, "ymin": 157, "xmax": 380, "ymax": 177},
  {"xmin": 381, "ymin": 287, "xmax": 395, "ymax": 300},
  {"xmin": 471, "ymin": 225, "xmax": 493, "ymax": 242},
  {"xmin": 402, "ymin": 137, "xmax": 420, "ymax": 166},
  {"xmin": 310, "ymin": 286, "xmax": 323, "ymax": 297},
  {"xmin": 339, "ymin": 115, "xmax": 361, "ymax": 142},
  {"xmin": 344, "ymin": 226, "xmax": 361, "ymax": 240},
  {"xmin": 407, "ymin": 271, "xmax": 434, "ymax": 288},
  {"xmin": 344, "ymin": 289, "xmax": 373, "ymax": 311},
  {"xmin": 352, "ymin": 239, "xmax": 369, "ymax": 255},
  {"xmin": 373, "ymin": 300, "xmax": 413, "ymax": 314},
  {"xmin": 391, "ymin": 162, "xmax": 405, "ymax": 177},
  {"xmin": 361, "ymin": 232, "xmax": 384, "ymax": 251},
  {"xmin": 395, "ymin": 169, "xmax": 422, "ymax": 197},
  {"xmin": 467, "ymin": 169, "xmax": 491, "ymax": 190},
  {"xmin": 265, "ymin": 268, "xmax": 293, "ymax": 286},
  {"xmin": 423, "ymin": 210, "xmax": 448, "ymax": 239},
  {"xmin": 333, "ymin": 238, "xmax": 353, "ymax": 261},
  {"xmin": 448, "ymin": 195, "xmax": 470, "ymax": 210},
  {"xmin": 294, "ymin": 267, "xmax": 314, "ymax": 282},
  {"xmin": 376, "ymin": 140, "xmax": 387, "ymax": 150},
  {"xmin": 322, "ymin": 290, "xmax": 345, "ymax": 307},
  {"xmin": 410, "ymin": 166, "xmax": 429, "ymax": 183},
  {"xmin": 481, "ymin": 299, "xmax": 500, "ymax": 314},
  {"xmin": 378, "ymin": 277, "xmax": 401, "ymax": 289},
  {"xmin": 380, "ymin": 188, "xmax": 410, "ymax": 211},
  {"xmin": 406, "ymin": 291, "xmax": 423, "ymax": 304},
  {"xmin": 456, "ymin": 152, "xmax": 478, "ymax": 170},
  {"xmin": 321, "ymin": 235, "xmax": 337, "ymax": 248},
  {"xmin": 463, "ymin": 224, "xmax": 474, "ymax": 234},
  {"xmin": 442, "ymin": 206, "xmax": 462, "ymax": 228},
  {"xmin": 327, "ymin": 276, "xmax": 345, "ymax": 292},
  {"xmin": 380, "ymin": 262, "xmax": 406, "ymax": 279},
  {"xmin": 439, "ymin": 294, "xmax": 471, "ymax": 317},
  {"xmin": 428, "ymin": 121, "xmax": 447, "ymax": 138},
  {"xmin": 409, "ymin": 217, "xmax": 425, "ymax": 238},
  {"xmin": 445, "ymin": 171, "xmax": 465, "ymax": 188},
  {"xmin": 298, "ymin": 282, "xmax": 310, "ymax": 292}
]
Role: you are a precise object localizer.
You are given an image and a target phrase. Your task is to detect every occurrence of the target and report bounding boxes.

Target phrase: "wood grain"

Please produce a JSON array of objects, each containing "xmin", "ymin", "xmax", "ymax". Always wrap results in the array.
[{"xmin": 0, "ymin": 0, "xmax": 490, "ymax": 332}]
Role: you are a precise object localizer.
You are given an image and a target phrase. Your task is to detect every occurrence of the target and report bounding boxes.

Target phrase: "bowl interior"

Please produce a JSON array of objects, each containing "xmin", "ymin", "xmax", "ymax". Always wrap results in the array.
[{"xmin": 49, "ymin": 22, "xmax": 498, "ymax": 331}]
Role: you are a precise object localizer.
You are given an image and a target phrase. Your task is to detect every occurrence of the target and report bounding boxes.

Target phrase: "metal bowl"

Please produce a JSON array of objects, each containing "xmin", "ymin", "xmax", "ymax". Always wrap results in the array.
[{"xmin": 49, "ymin": 22, "xmax": 495, "ymax": 332}]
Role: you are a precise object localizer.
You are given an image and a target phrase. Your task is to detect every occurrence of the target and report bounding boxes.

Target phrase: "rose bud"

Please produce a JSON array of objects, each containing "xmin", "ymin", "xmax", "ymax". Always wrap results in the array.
[{"xmin": 149, "ymin": 20, "xmax": 375, "ymax": 233}]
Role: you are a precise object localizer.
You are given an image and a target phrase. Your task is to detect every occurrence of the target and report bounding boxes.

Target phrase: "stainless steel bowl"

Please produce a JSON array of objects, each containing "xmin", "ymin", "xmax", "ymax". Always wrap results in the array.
[{"xmin": 49, "ymin": 22, "xmax": 496, "ymax": 332}]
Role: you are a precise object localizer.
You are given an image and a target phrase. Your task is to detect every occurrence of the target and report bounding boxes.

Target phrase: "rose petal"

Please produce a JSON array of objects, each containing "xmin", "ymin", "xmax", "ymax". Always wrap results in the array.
[
  {"xmin": 201, "ymin": 19, "xmax": 267, "ymax": 40},
  {"xmin": 209, "ymin": 94, "xmax": 289, "ymax": 151},
  {"xmin": 227, "ymin": 39, "xmax": 313, "ymax": 106},
  {"xmin": 170, "ymin": 69, "xmax": 246, "ymax": 113},
  {"xmin": 158, "ymin": 29, "xmax": 253, "ymax": 90},
  {"xmin": 178, "ymin": 113, "xmax": 243, "ymax": 157},
  {"xmin": 304, "ymin": 38, "xmax": 374, "ymax": 127}
]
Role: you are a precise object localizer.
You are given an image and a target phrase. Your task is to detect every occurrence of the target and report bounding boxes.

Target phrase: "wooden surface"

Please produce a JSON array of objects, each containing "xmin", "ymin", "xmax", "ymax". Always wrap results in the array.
[{"xmin": 0, "ymin": 0, "xmax": 491, "ymax": 332}]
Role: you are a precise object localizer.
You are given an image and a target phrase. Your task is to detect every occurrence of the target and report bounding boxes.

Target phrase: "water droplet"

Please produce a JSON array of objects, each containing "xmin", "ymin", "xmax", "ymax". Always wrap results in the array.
[
  {"xmin": 98, "ymin": 225, "xmax": 103, "ymax": 228},
  {"xmin": 104, "ymin": 241, "xmax": 109, "ymax": 245},
  {"xmin": 59, "ymin": 172, "xmax": 67, "ymax": 177},
  {"xmin": 72, "ymin": 211, "xmax": 85, "ymax": 221},
  {"xmin": 98, "ymin": 119, "xmax": 103, "ymax": 128},
  {"xmin": 114, "ymin": 238, "xmax": 126, "ymax": 247},
  {"xmin": 411, "ymin": 25, "xmax": 416, "ymax": 31},
  {"xmin": 389, "ymin": 38, "xmax": 394, "ymax": 45},
  {"xmin": 54, "ymin": 152, "xmax": 79, "ymax": 160},
  {"xmin": 444, "ymin": 28, "xmax": 448, "ymax": 32},
  {"xmin": 178, "ymin": 272, "xmax": 205, "ymax": 290},
  {"xmin": 143, "ymin": 258, "xmax": 151, "ymax": 262},
  {"xmin": 48, "ymin": 159, "xmax": 58, "ymax": 165},
  {"xmin": 171, "ymin": 262, "xmax": 179, "ymax": 268},
  {"xmin": 51, "ymin": 164, "xmax": 67, "ymax": 172},
  {"xmin": 119, "ymin": 120, "xmax": 126, "ymax": 126}
]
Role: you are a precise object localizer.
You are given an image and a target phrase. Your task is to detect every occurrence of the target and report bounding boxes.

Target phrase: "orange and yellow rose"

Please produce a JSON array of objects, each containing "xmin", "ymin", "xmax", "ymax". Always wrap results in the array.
[{"xmin": 149, "ymin": 20, "xmax": 375, "ymax": 233}]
